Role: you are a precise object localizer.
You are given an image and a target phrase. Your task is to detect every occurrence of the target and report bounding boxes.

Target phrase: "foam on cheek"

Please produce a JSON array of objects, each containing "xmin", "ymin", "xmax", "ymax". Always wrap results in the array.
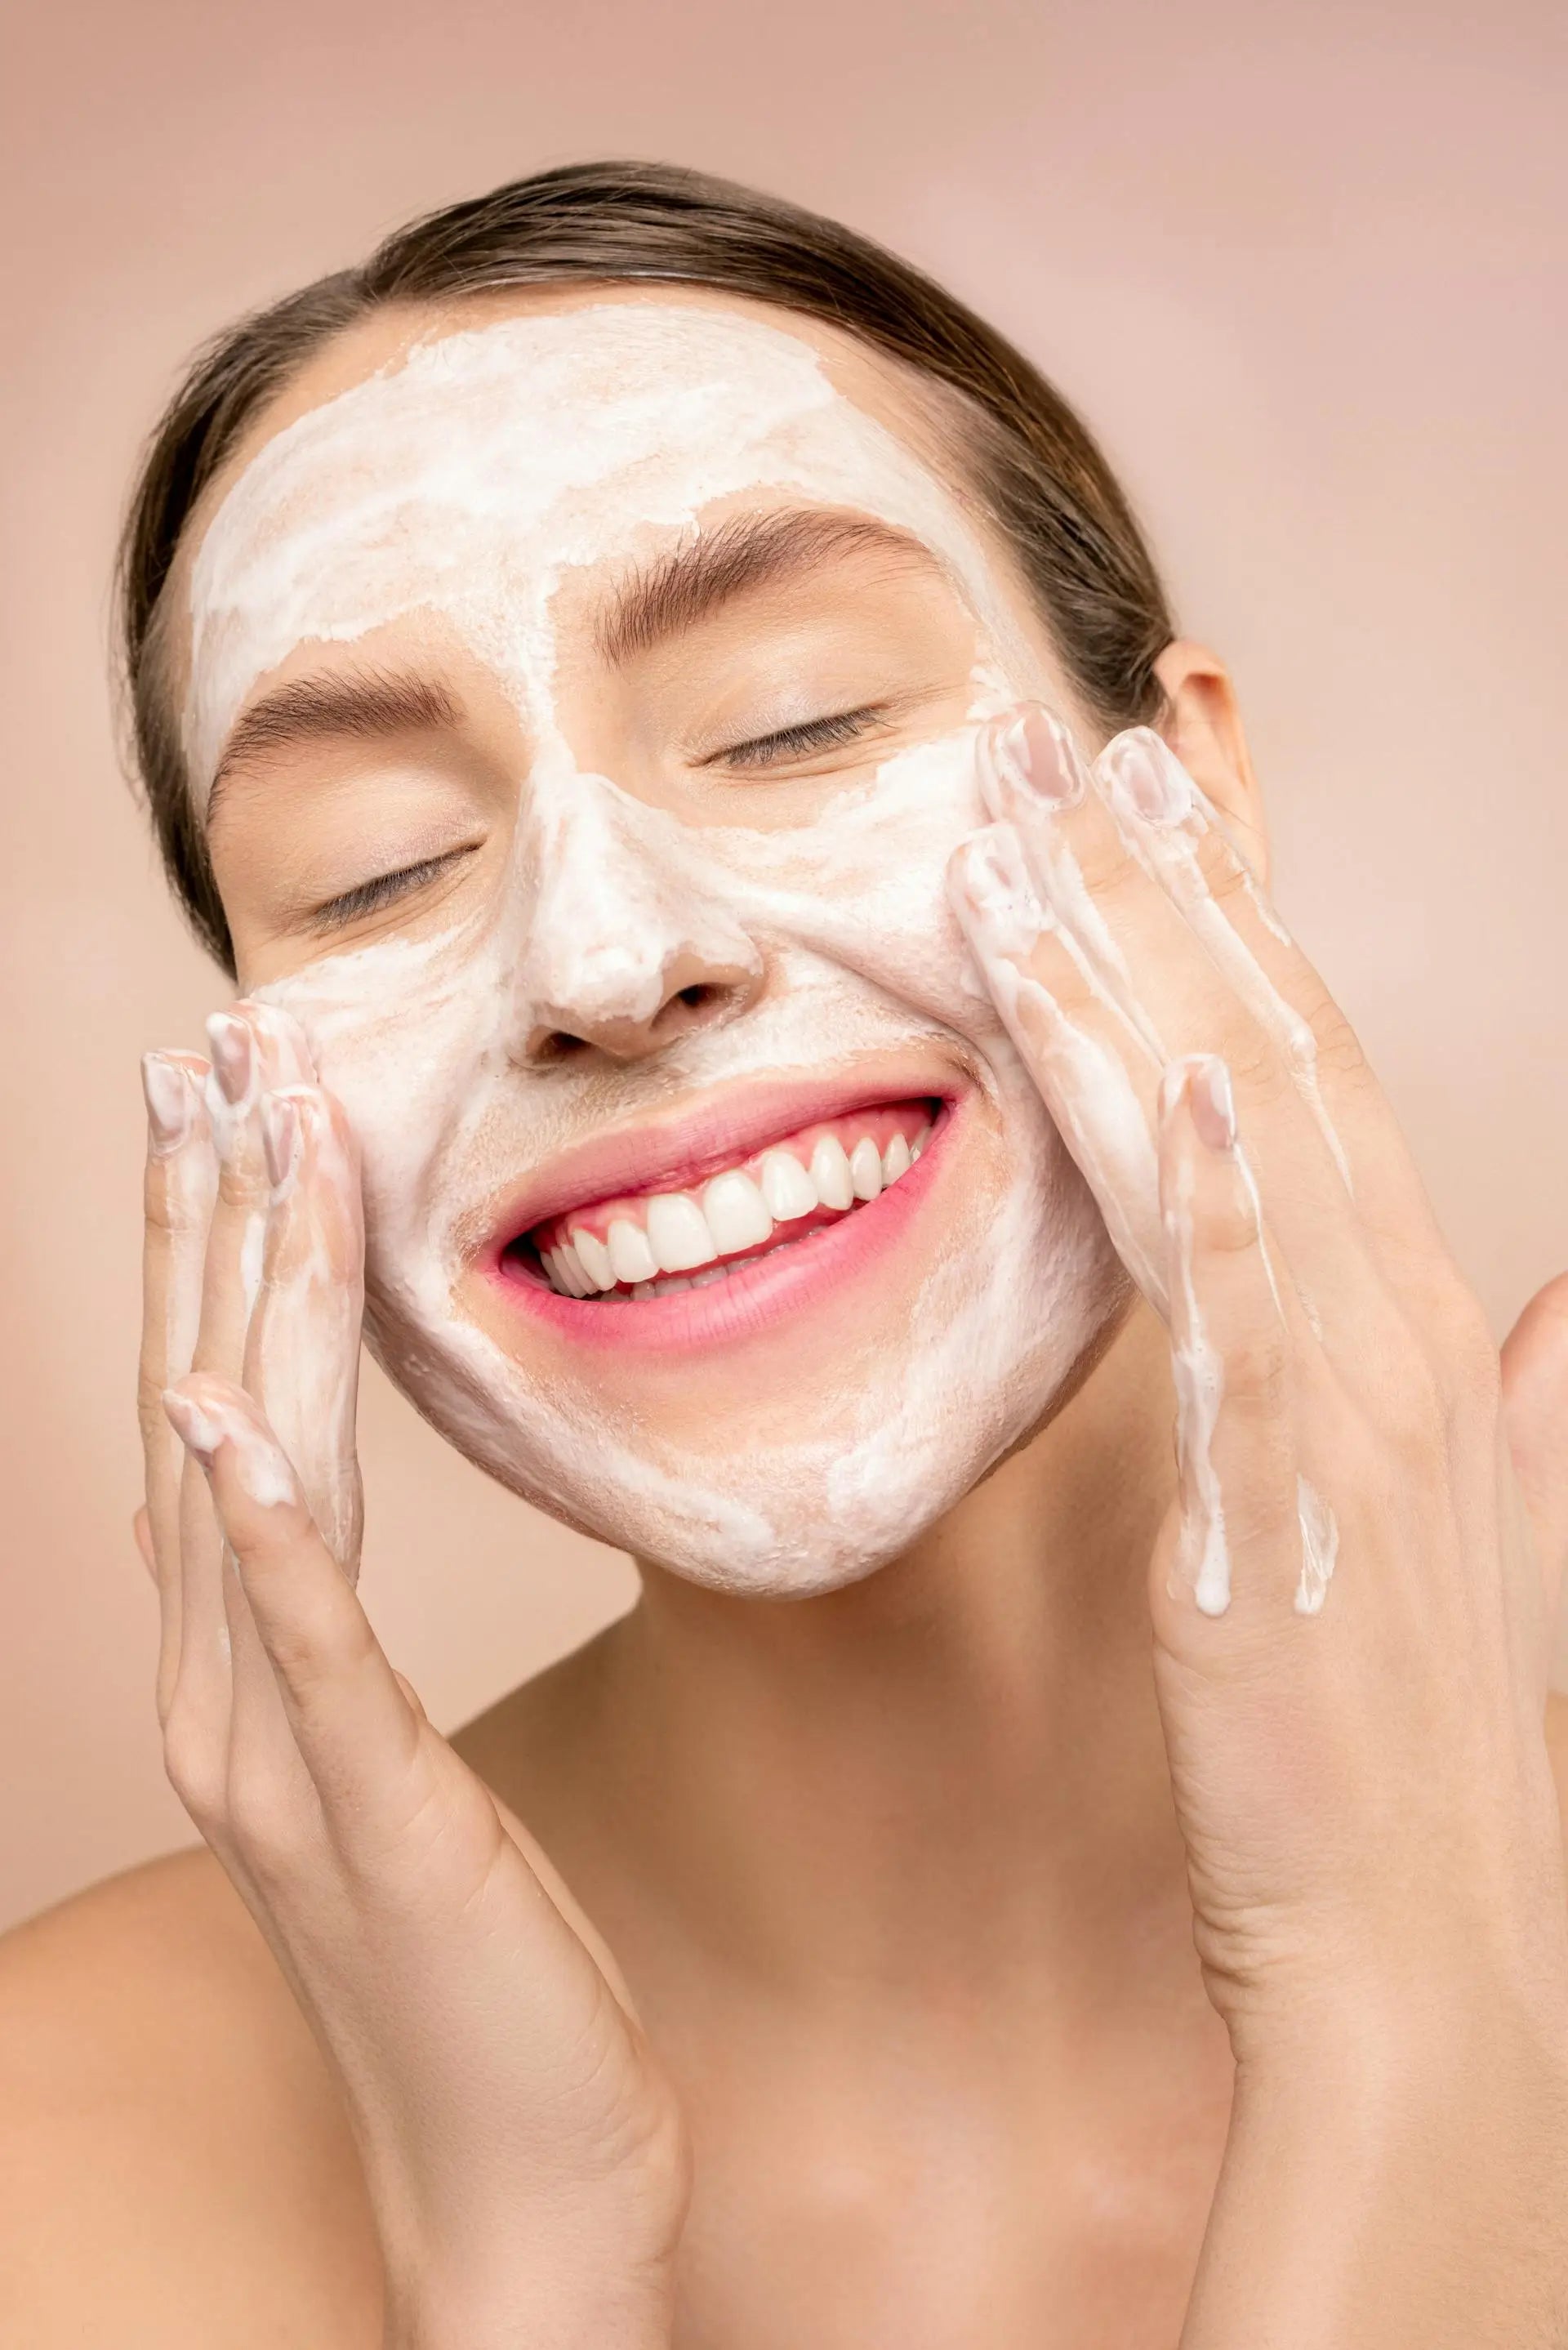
[{"xmin": 193, "ymin": 304, "xmax": 1119, "ymax": 1591}]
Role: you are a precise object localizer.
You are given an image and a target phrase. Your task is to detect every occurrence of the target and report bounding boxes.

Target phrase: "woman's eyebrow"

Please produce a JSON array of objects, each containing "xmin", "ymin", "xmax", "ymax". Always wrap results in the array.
[
  {"xmin": 207, "ymin": 669, "xmax": 461, "ymax": 819},
  {"xmin": 595, "ymin": 507, "xmax": 941, "ymax": 666}
]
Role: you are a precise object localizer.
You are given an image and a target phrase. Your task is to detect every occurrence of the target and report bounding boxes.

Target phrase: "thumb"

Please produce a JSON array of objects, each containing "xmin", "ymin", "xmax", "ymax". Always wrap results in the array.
[{"xmin": 1501, "ymin": 1271, "xmax": 1568, "ymax": 1618}]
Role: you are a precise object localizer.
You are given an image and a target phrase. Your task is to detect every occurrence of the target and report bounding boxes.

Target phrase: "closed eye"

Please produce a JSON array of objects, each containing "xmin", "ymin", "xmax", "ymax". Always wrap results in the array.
[
  {"xmin": 309, "ymin": 846, "xmax": 473, "ymax": 933},
  {"xmin": 706, "ymin": 705, "xmax": 889, "ymax": 772}
]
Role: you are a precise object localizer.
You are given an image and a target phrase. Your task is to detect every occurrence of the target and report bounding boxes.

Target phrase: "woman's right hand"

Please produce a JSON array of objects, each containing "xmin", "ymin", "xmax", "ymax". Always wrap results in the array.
[{"xmin": 136, "ymin": 1001, "xmax": 688, "ymax": 2350}]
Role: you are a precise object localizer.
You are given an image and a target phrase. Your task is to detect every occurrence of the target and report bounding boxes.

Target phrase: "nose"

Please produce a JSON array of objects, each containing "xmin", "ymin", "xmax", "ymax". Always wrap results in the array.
[{"xmin": 510, "ymin": 773, "xmax": 764, "ymax": 1067}]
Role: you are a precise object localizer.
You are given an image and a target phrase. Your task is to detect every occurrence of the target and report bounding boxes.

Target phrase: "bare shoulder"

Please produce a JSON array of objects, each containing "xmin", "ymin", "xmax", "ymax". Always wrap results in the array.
[{"xmin": 0, "ymin": 1847, "xmax": 381, "ymax": 2347}]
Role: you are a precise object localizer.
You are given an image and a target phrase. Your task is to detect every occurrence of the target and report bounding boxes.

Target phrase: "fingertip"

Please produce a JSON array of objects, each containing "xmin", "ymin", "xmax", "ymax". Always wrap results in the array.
[
  {"xmin": 162, "ymin": 1378, "xmax": 301, "ymax": 1513},
  {"xmin": 140, "ymin": 1053, "xmax": 198, "ymax": 1156},
  {"xmin": 161, "ymin": 1379, "xmax": 225, "ymax": 1458},
  {"xmin": 237, "ymin": 999, "xmax": 318, "ymax": 1088},
  {"xmin": 946, "ymin": 823, "xmax": 1044, "ymax": 956}
]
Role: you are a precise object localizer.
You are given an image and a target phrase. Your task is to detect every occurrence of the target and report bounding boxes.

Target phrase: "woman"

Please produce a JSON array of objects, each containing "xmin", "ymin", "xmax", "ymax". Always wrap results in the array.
[{"xmin": 4, "ymin": 158, "xmax": 1567, "ymax": 2345}]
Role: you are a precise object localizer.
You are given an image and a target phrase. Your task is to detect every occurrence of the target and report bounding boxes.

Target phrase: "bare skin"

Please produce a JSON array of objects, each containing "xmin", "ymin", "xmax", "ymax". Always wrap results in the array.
[{"xmin": 4, "ymin": 291, "xmax": 1568, "ymax": 2346}]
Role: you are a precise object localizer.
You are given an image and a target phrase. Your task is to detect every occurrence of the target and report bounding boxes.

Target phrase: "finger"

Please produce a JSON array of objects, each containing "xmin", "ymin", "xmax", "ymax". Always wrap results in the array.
[
  {"xmin": 132, "ymin": 1506, "xmax": 156, "ymax": 1582},
  {"xmin": 193, "ymin": 1004, "xmax": 316, "ymax": 1384},
  {"xmin": 1098, "ymin": 724, "xmax": 1450, "ymax": 1279},
  {"xmin": 1152, "ymin": 1055, "xmax": 1315, "ymax": 1628},
  {"xmin": 138, "ymin": 1050, "xmax": 216, "ymax": 1718},
  {"xmin": 163, "ymin": 1376, "xmax": 423, "ymax": 1832},
  {"xmin": 971, "ymin": 711, "xmax": 1384, "ymax": 1339},
  {"xmin": 950, "ymin": 818, "xmax": 1170, "ymax": 1309},
  {"xmin": 1501, "ymin": 1272, "xmax": 1568, "ymax": 1616},
  {"xmin": 176, "ymin": 1006, "xmax": 314, "ymax": 1750},
  {"xmin": 246, "ymin": 1086, "xmax": 364, "ymax": 1576}
]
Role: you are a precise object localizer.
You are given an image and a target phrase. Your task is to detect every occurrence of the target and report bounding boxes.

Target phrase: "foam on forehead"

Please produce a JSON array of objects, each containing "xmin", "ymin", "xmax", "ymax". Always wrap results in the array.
[{"xmin": 183, "ymin": 300, "xmax": 1028, "ymax": 796}]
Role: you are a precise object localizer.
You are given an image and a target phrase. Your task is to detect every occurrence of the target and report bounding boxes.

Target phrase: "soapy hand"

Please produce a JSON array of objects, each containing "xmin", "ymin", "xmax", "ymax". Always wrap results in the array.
[
  {"xmin": 137, "ymin": 1005, "xmax": 687, "ymax": 2350},
  {"xmin": 951, "ymin": 707, "xmax": 1568, "ymax": 2342}
]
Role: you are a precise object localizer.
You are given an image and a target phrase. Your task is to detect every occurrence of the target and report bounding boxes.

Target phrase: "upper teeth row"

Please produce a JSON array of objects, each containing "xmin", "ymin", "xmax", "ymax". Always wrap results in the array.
[{"xmin": 541, "ymin": 1125, "xmax": 929, "ymax": 1298}]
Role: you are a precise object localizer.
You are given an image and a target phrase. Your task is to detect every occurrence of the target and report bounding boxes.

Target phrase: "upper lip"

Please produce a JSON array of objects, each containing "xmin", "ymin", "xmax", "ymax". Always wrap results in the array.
[{"xmin": 478, "ymin": 1060, "xmax": 961, "ymax": 1260}]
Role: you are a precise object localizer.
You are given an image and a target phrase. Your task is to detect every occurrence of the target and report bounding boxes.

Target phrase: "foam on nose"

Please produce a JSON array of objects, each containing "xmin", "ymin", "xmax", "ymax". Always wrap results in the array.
[{"xmin": 511, "ymin": 764, "xmax": 764, "ymax": 1039}]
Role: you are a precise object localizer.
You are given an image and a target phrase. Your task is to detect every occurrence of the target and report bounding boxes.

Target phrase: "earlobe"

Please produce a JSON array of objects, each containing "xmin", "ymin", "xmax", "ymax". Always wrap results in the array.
[{"xmin": 1151, "ymin": 640, "xmax": 1270, "ymax": 886}]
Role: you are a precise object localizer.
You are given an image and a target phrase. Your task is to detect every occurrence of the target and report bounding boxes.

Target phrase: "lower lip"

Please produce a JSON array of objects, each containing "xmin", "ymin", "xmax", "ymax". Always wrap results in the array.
[{"xmin": 487, "ymin": 1097, "xmax": 959, "ymax": 1355}]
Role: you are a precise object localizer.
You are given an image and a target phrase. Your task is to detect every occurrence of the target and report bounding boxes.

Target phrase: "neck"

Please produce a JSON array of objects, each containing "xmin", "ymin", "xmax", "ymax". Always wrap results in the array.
[{"xmin": 527, "ymin": 1303, "xmax": 1196, "ymax": 2014}]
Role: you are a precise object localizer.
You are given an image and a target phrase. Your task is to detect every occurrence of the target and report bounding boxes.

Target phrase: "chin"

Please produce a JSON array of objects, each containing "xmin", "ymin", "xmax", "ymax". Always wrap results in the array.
[{"xmin": 361, "ymin": 1133, "xmax": 1123, "ymax": 1598}]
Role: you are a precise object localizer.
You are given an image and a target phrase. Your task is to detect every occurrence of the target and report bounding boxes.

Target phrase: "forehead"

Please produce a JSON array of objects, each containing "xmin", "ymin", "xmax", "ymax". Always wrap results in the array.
[{"xmin": 180, "ymin": 288, "xmax": 1013, "ymax": 789}]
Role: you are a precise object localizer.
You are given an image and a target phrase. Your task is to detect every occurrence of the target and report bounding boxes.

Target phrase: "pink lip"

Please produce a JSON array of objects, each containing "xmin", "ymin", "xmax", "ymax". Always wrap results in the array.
[{"xmin": 483, "ymin": 1090, "xmax": 960, "ymax": 1357}]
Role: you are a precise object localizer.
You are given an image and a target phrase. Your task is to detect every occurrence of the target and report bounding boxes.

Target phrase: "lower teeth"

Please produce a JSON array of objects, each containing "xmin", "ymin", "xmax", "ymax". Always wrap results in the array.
[
  {"xmin": 628, "ymin": 1264, "xmax": 732, "ymax": 1300},
  {"xmin": 597, "ymin": 1232, "xmax": 806, "ymax": 1303}
]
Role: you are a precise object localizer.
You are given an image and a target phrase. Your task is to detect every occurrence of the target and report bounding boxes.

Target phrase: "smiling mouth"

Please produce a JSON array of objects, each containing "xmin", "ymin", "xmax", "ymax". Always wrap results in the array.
[{"xmin": 503, "ymin": 1098, "xmax": 940, "ymax": 1301}]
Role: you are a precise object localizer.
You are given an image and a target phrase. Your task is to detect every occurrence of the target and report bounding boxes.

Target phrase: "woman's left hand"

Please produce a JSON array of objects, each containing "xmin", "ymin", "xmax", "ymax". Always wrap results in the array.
[{"xmin": 950, "ymin": 706, "xmax": 1568, "ymax": 2346}]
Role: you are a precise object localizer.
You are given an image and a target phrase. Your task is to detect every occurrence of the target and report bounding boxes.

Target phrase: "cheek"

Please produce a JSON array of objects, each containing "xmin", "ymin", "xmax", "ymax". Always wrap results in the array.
[
  {"xmin": 252, "ymin": 929, "xmax": 510, "ymax": 1299},
  {"xmin": 700, "ymin": 730, "xmax": 1000, "ymax": 1033}
]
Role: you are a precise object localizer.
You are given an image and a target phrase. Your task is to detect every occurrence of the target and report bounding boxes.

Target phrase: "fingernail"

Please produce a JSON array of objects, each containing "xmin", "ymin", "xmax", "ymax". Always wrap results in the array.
[
  {"xmin": 205, "ymin": 1011, "xmax": 255, "ymax": 1108},
  {"xmin": 140, "ymin": 1054, "xmax": 192, "ymax": 1153},
  {"xmin": 985, "ymin": 704, "xmax": 1087, "ymax": 814},
  {"xmin": 1177, "ymin": 1054, "xmax": 1237, "ymax": 1153},
  {"xmin": 162, "ymin": 1385, "xmax": 223, "ymax": 1460},
  {"xmin": 1105, "ymin": 729, "xmax": 1192, "ymax": 827},
  {"xmin": 948, "ymin": 825, "xmax": 1047, "ymax": 957},
  {"xmin": 261, "ymin": 1091, "xmax": 302, "ymax": 1189}
]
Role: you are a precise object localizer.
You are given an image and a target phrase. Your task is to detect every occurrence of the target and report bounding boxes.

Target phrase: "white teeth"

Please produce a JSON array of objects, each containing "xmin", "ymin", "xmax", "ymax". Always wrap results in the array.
[
  {"xmin": 810, "ymin": 1134, "xmax": 855, "ymax": 1211},
  {"xmin": 626, "ymin": 1266, "xmax": 730, "ymax": 1301},
  {"xmin": 608, "ymin": 1218, "xmax": 660, "ymax": 1285},
  {"xmin": 849, "ymin": 1135, "xmax": 883, "ymax": 1202},
  {"xmin": 759, "ymin": 1148, "xmax": 817, "ymax": 1221},
  {"xmin": 572, "ymin": 1228, "xmax": 615, "ymax": 1292},
  {"xmin": 563, "ymin": 1244, "xmax": 589, "ymax": 1296},
  {"xmin": 550, "ymin": 1241, "xmax": 590, "ymax": 1296},
  {"xmin": 646, "ymin": 1191, "xmax": 715, "ymax": 1273},
  {"xmin": 542, "ymin": 1115, "xmax": 937, "ymax": 1299},
  {"xmin": 702, "ymin": 1168, "xmax": 773, "ymax": 1255}
]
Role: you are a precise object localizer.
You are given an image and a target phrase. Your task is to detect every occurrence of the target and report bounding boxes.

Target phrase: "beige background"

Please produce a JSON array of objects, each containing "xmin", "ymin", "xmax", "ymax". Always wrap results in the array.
[{"xmin": 2, "ymin": 0, "xmax": 1564, "ymax": 1933}]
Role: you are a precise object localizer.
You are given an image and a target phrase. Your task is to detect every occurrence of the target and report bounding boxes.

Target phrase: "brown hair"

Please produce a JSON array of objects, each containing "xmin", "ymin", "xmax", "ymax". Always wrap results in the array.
[{"xmin": 117, "ymin": 159, "xmax": 1174, "ymax": 971}]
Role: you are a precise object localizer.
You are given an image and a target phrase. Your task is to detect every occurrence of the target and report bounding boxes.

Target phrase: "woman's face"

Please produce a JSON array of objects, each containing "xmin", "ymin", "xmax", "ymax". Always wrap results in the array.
[{"xmin": 176, "ymin": 287, "xmax": 1125, "ymax": 1593}]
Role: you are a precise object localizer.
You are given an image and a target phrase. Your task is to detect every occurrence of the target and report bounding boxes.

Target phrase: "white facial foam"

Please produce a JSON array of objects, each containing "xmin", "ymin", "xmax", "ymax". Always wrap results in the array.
[{"xmin": 184, "ymin": 302, "xmax": 1125, "ymax": 1592}]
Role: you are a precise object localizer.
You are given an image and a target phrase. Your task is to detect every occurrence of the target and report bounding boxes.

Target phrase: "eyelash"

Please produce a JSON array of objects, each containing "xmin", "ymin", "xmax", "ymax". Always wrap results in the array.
[
  {"xmin": 310, "ymin": 850, "xmax": 464, "ymax": 931},
  {"xmin": 715, "ymin": 705, "xmax": 886, "ymax": 769},
  {"xmin": 308, "ymin": 710, "xmax": 880, "ymax": 927}
]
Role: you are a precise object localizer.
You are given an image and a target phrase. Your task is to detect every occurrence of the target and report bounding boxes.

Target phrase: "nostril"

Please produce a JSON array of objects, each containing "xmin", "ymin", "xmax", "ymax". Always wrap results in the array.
[
  {"xmin": 532, "ymin": 1029, "xmax": 591, "ymax": 1066},
  {"xmin": 676, "ymin": 983, "xmax": 717, "ymax": 1010}
]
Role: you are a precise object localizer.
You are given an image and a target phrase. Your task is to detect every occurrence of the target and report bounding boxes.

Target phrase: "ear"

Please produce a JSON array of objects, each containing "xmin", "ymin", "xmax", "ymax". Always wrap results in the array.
[{"xmin": 1152, "ymin": 640, "xmax": 1270, "ymax": 886}]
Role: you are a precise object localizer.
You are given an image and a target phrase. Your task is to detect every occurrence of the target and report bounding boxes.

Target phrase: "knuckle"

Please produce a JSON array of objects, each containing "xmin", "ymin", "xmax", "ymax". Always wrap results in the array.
[
  {"xmin": 1085, "ymin": 830, "xmax": 1148, "ymax": 909},
  {"xmin": 1223, "ymin": 1028, "xmax": 1294, "ymax": 1117},
  {"xmin": 1200, "ymin": 842, "xmax": 1256, "ymax": 915},
  {"xmin": 1299, "ymin": 980, "xmax": 1367, "ymax": 1084},
  {"xmin": 1222, "ymin": 1328, "xmax": 1292, "ymax": 1425}
]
